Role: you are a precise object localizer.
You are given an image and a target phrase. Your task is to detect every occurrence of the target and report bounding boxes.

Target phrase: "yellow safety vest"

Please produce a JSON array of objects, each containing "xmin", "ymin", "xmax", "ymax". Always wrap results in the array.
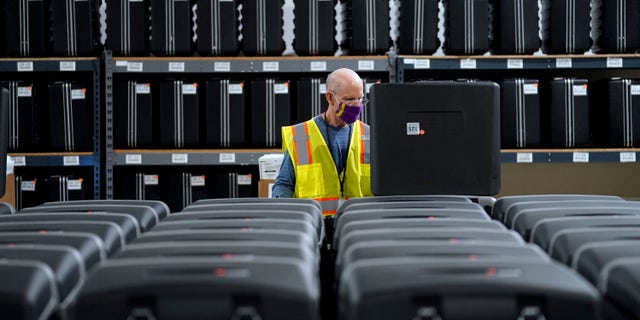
[{"xmin": 282, "ymin": 119, "xmax": 372, "ymax": 216}]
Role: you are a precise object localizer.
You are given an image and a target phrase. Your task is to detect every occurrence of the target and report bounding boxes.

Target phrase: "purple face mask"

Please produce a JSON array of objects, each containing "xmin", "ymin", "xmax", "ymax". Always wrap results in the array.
[{"xmin": 335, "ymin": 101, "xmax": 363, "ymax": 125}]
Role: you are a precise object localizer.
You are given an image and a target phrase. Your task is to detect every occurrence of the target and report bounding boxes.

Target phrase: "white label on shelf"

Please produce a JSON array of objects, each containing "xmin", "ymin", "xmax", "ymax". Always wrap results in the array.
[
  {"xmin": 182, "ymin": 84, "xmax": 197, "ymax": 94},
  {"xmin": 310, "ymin": 61, "xmax": 327, "ymax": 71},
  {"xmin": 631, "ymin": 85, "xmax": 640, "ymax": 95},
  {"xmin": 71, "ymin": 89, "xmax": 86, "ymax": 100},
  {"xmin": 168, "ymin": 62, "xmax": 185, "ymax": 72},
  {"xmin": 263, "ymin": 61, "xmax": 279, "ymax": 72},
  {"xmin": 274, "ymin": 83, "xmax": 289, "ymax": 94},
  {"xmin": 403, "ymin": 58, "xmax": 415, "ymax": 64},
  {"xmin": 358, "ymin": 60, "xmax": 375, "ymax": 70},
  {"xmin": 607, "ymin": 57, "xmax": 623, "ymax": 68},
  {"xmin": 12, "ymin": 156, "xmax": 26, "ymax": 166},
  {"xmin": 228, "ymin": 83, "xmax": 243, "ymax": 94},
  {"xmin": 620, "ymin": 152, "xmax": 636, "ymax": 163},
  {"xmin": 190, "ymin": 175, "xmax": 206, "ymax": 186},
  {"xmin": 320, "ymin": 84, "xmax": 327, "ymax": 94},
  {"xmin": 127, "ymin": 62, "xmax": 143, "ymax": 72},
  {"xmin": 115, "ymin": 61, "xmax": 128, "ymax": 67},
  {"xmin": 573, "ymin": 152, "xmax": 589, "ymax": 163},
  {"xmin": 460, "ymin": 59, "xmax": 477, "ymax": 69},
  {"xmin": 406, "ymin": 122, "xmax": 420, "ymax": 135},
  {"xmin": 507, "ymin": 59, "xmax": 523, "ymax": 69},
  {"xmin": 516, "ymin": 153, "xmax": 533, "ymax": 163},
  {"xmin": 573, "ymin": 85, "xmax": 587, "ymax": 96},
  {"xmin": 219, "ymin": 153, "xmax": 236, "ymax": 163},
  {"xmin": 63, "ymin": 156, "xmax": 80, "ymax": 166},
  {"xmin": 135, "ymin": 84, "xmax": 151, "ymax": 94},
  {"xmin": 172, "ymin": 153, "xmax": 188, "ymax": 163},
  {"xmin": 125, "ymin": 154, "xmax": 142, "ymax": 164},
  {"xmin": 67, "ymin": 179, "xmax": 82, "ymax": 190},
  {"xmin": 17, "ymin": 61, "xmax": 33, "ymax": 72},
  {"xmin": 60, "ymin": 61, "xmax": 76, "ymax": 71},
  {"xmin": 413, "ymin": 59, "xmax": 431, "ymax": 69},
  {"xmin": 556, "ymin": 58, "xmax": 572, "ymax": 68},
  {"xmin": 144, "ymin": 175, "xmax": 159, "ymax": 185},
  {"xmin": 17, "ymin": 86, "xmax": 32, "ymax": 97},
  {"xmin": 523, "ymin": 83, "xmax": 538, "ymax": 95},
  {"xmin": 237, "ymin": 174, "xmax": 252, "ymax": 185},
  {"xmin": 214, "ymin": 61, "xmax": 231, "ymax": 72},
  {"xmin": 21, "ymin": 181, "xmax": 36, "ymax": 191}
]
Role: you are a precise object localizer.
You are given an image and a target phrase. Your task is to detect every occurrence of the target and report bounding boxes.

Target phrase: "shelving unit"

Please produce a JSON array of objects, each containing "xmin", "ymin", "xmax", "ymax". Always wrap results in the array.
[{"xmin": 2, "ymin": 57, "xmax": 101, "ymax": 200}]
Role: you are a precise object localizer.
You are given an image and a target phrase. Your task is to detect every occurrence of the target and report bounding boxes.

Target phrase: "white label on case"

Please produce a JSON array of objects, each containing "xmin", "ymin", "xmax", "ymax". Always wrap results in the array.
[
  {"xmin": 21, "ymin": 181, "xmax": 36, "ymax": 191},
  {"xmin": 12, "ymin": 156, "xmax": 26, "ymax": 166},
  {"xmin": 191, "ymin": 175, "xmax": 206, "ymax": 186},
  {"xmin": 60, "ymin": 61, "xmax": 76, "ymax": 71},
  {"xmin": 237, "ymin": 174, "xmax": 252, "ymax": 185},
  {"xmin": 127, "ymin": 62, "xmax": 143, "ymax": 72},
  {"xmin": 169, "ymin": 62, "xmax": 185, "ymax": 72},
  {"xmin": 17, "ymin": 87, "xmax": 32, "ymax": 97},
  {"xmin": 219, "ymin": 153, "xmax": 236, "ymax": 163},
  {"xmin": 516, "ymin": 153, "xmax": 533, "ymax": 163},
  {"xmin": 182, "ymin": 84, "xmax": 197, "ymax": 95},
  {"xmin": 573, "ymin": 85, "xmax": 587, "ymax": 96},
  {"xmin": 607, "ymin": 57, "xmax": 623, "ymax": 68},
  {"xmin": 365, "ymin": 83, "xmax": 374, "ymax": 93},
  {"xmin": 310, "ymin": 61, "xmax": 327, "ymax": 71},
  {"xmin": 144, "ymin": 175, "xmax": 159, "ymax": 185},
  {"xmin": 620, "ymin": 152, "xmax": 636, "ymax": 163},
  {"xmin": 172, "ymin": 154, "xmax": 188, "ymax": 163},
  {"xmin": 228, "ymin": 84, "xmax": 243, "ymax": 94},
  {"xmin": 406, "ymin": 122, "xmax": 420, "ymax": 135},
  {"xmin": 71, "ymin": 89, "xmax": 86, "ymax": 100},
  {"xmin": 320, "ymin": 84, "xmax": 327, "ymax": 94},
  {"xmin": 460, "ymin": 59, "xmax": 477, "ymax": 69},
  {"xmin": 125, "ymin": 154, "xmax": 142, "ymax": 164},
  {"xmin": 414, "ymin": 59, "xmax": 430, "ymax": 69},
  {"xmin": 358, "ymin": 60, "xmax": 375, "ymax": 70},
  {"xmin": 507, "ymin": 59, "xmax": 523, "ymax": 69},
  {"xmin": 631, "ymin": 85, "xmax": 640, "ymax": 95},
  {"xmin": 263, "ymin": 61, "xmax": 279, "ymax": 72},
  {"xmin": 135, "ymin": 84, "xmax": 151, "ymax": 94},
  {"xmin": 274, "ymin": 83, "xmax": 289, "ymax": 94},
  {"xmin": 17, "ymin": 62, "xmax": 33, "ymax": 72},
  {"xmin": 556, "ymin": 58, "xmax": 572, "ymax": 68},
  {"xmin": 523, "ymin": 84, "xmax": 538, "ymax": 95},
  {"xmin": 573, "ymin": 152, "xmax": 589, "ymax": 163},
  {"xmin": 214, "ymin": 62, "xmax": 231, "ymax": 72},
  {"xmin": 67, "ymin": 179, "xmax": 82, "ymax": 190},
  {"xmin": 64, "ymin": 156, "xmax": 80, "ymax": 166}
]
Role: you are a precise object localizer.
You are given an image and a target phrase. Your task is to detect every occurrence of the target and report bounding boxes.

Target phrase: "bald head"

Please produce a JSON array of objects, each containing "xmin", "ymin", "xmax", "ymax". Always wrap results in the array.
[{"xmin": 326, "ymin": 68, "xmax": 363, "ymax": 95}]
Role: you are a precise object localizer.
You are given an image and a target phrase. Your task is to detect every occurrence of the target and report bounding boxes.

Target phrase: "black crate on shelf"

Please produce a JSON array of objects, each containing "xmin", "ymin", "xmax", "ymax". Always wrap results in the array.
[
  {"xmin": 204, "ymin": 79, "xmax": 246, "ymax": 148},
  {"xmin": 398, "ymin": 0, "xmax": 439, "ymax": 55},
  {"xmin": 15, "ymin": 176, "xmax": 41, "ymax": 210},
  {"xmin": 296, "ymin": 78, "xmax": 327, "ymax": 123},
  {"xmin": 540, "ymin": 0, "xmax": 591, "ymax": 54},
  {"xmin": 209, "ymin": 172, "xmax": 254, "ymax": 198},
  {"xmin": 241, "ymin": 0, "xmax": 284, "ymax": 56},
  {"xmin": 547, "ymin": 78, "xmax": 590, "ymax": 148},
  {"xmin": 251, "ymin": 79, "xmax": 291, "ymax": 148},
  {"xmin": 604, "ymin": 79, "xmax": 640, "ymax": 147},
  {"xmin": 501, "ymin": 79, "xmax": 541, "ymax": 148},
  {"xmin": 1, "ymin": 81, "xmax": 38, "ymax": 152},
  {"xmin": 293, "ymin": 0, "xmax": 337, "ymax": 55},
  {"xmin": 150, "ymin": 0, "xmax": 194, "ymax": 56},
  {"xmin": 47, "ymin": 82, "xmax": 92, "ymax": 152},
  {"xmin": 162, "ymin": 172, "xmax": 207, "ymax": 212},
  {"xmin": 115, "ymin": 173, "xmax": 162, "ymax": 201},
  {"xmin": 1, "ymin": 0, "xmax": 48, "ymax": 57},
  {"xmin": 489, "ymin": 0, "xmax": 540, "ymax": 54},
  {"xmin": 114, "ymin": 81, "xmax": 154, "ymax": 148},
  {"xmin": 592, "ymin": 0, "xmax": 640, "ymax": 53},
  {"xmin": 443, "ymin": 0, "xmax": 490, "ymax": 55},
  {"xmin": 196, "ymin": 0, "xmax": 240, "ymax": 56},
  {"xmin": 158, "ymin": 81, "xmax": 200, "ymax": 148},
  {"xmin": 106, "ymin": 0, "xmax": 149, "ymax": 56},
  {"xmin": 342, "ymin": 0, "xmax": 391, "ymax": 54},
  {"xmin": 51, "ymin": 0, "xmax": 98, "ymax": 56}
]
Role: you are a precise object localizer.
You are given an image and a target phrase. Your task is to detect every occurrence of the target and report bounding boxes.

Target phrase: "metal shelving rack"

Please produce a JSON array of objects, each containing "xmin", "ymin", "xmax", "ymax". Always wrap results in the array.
[{"xmin": 2, "ymin": 57, "xmax": 101, "ymax": 199}]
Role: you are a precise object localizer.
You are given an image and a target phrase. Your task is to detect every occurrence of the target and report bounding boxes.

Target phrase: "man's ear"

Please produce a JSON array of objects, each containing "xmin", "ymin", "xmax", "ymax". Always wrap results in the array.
[{"xmin": 325, "ymin": 91, "xmax": 333, "ymax": 105}]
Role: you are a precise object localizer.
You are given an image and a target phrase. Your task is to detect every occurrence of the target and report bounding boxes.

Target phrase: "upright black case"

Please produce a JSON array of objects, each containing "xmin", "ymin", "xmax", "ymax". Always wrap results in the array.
[
  {"xmin": 593, "ymin": 0, "xmax": 640, "ymax": 53},
  {"xmin": 51, "ymin": 0, "xmax": 96, "ymax": 56},
  {"xmin": 490, "ymin": 0, "xmax": 540, "ymax": 54},
  {"xmin": 163, "ymin": 172, "xmax": 207, "ymax": 212},
  {"xmin": 106, "ymin": 0, "xmax": 149, "ymax": 56},
  {"xmin": 501, "ymin": 79, "xmax": 541, "ymax": 148},
  {"xmin": 196, "ymin": 0, "xmax": 239, "ymax": 56},
  {"xmin": 296, "ymin": 78, "xmax": 327, "ymax": 123},
  {"xmin": 343, "ymin": 0, "xmax": 390, "ymax": 54},
  {"xmin": 443, "ymin": 0, "xmax": 490, "ymax": 55},
  {"xmin": 150, "ymin": 0, "xmax": 193, "ymax": 56},
  {"xmin": 15, "ymin": 175, "xmax": 41, "ymax": 210},
  {"xmin": 548, "ymin": 78, "xmax": 590, "ymax": 147},
  {"xmin": 115, "ymin": 173, "xmax": 162, "ymax": 201},
  {"xmin": 241, "ymin": 0, "xmax": 284, "ymax": 55},
  {"xmin": 114, "ymin": 81, "xmax": 153, "ymax": 148},
  {"xmin": 1, "ymin": 81, "xmax": 37, "ymax": 152},
  {"xmin": 48, "ymin": 82, "xmax": 92, "ymax": 151},
  {"xmin": 602, "ymin": 79, "xmax": 640, "ymax": 147},
  {"xmin": 1, "ymin": 0, "xmax": 47, "ymax": 57},
  {"xmin": 398, "ymin": 0, "xmax": 439, "ymax": 54},
  {"xmin": 204, "ymin": 80, "xmax": 246, "ymax": 148},
  {"xmin": 293, "ymin": 0, "xmax": 337, "ymax": 55},
  {"xmin": 251, "ymin": 79, "xmax": 291, "ymax": 147},
  {"xmin": 540, "ymin": 0, "xmax": 591, "ymax": 54},
  {"xmin": 158, "ymin": 81, "xmax": 199, "ymax": 148},
  {"xmin": 210, "ymin": 172, "xmax": 254, "ymax": 198}
]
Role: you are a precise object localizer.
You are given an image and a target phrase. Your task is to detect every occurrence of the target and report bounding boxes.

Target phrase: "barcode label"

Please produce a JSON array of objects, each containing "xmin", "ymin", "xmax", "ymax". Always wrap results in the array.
[
  {"xmin": 60, "ymin": 61, "xmax": 76, "ymax": 71},
  {"xmin": 219, "ymin": 153, "xmax": 236, "ymax": 163},
  {"xmin": 263, "ymin": 62, "xmax": 279, "ymax": 72},
  {"xmin": 310, "ymin": 61, "xmax": 327, "ymax": 71},
  {"xmin": 168, "ymin": 62, "xmax": 185, "ymax": 72},
  {"xmin": 127, "ymin": 62, "xmax": 143, "ymax": 72},
  {"xmin": 172, "ymin": 154, "xmax": 188, "ymax": 163},
  {"xmin": 63, "ymin": 156, "xmax": 80, "ymax": 166},
  {"xmin": 125, "ymin": 154, "xmax": 142, "ymax": 164},
  {"xmin": 573, "ymin": 152, "xmax": 589, "ymax": 163},
  {"xmin": 516, "ymin": 153, "xmax": 533, "ymax": 163},
  {"xmin": 214, "ymin": 62, "xmax": 230, "ymax": 72},
  {"xmin": 17, "ymin": 62, "xmax": 33, "ymax": 72}
]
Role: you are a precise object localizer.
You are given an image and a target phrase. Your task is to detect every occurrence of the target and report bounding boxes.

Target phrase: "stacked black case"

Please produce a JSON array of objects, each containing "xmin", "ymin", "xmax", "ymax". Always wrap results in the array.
[
  {"xmin": 114, "ymin": 81, "xmax": 153, "ymax": 148},
  {"xmin": 296, "ymin": 78, "xmax": 327, "ymax": 123},
  {"xmin": 241, "ymin": 0, "xmax": 285, "ymax": 55},
  {"xmin": 106, "ymin": 0, "xmax": 149, "ymax": 56},
  {"xmin": 1, "ymin": 0, "xmax": 47, "ymax": 57},
  {"xmin": 592, "ymin": 0, "xmax": 640, "ymax": 53},
  {"xmin": 490, "ymin": 0, "xmax": 540, "ymax": 54},
  {"xmin": 501, "ymin": 79, "xmax": 541, "ymax": 148},
  {"xmin": 1, "ymin": 81, "xmax": 37, "ymax": 152},
  {"xmin": 293, "ymin": 0, "xmax": 337, "ymax": 55},
  {"xmin": 343, "ymin": 0, "xmax": 390, "ymax": 54},
  {"xmin": 251, "ymin": 79, "xmax": 291, "ymax": 147},
  {"xmin": 158, "ymin": 81, "xmax": 199, "ymax": 148},
  {"xmin": 443, "ymin": 0, "xmax": 490, "ymax": 55},
  {"xmin": 15, "ymin": 176, "xmax": 40, "ymax": 210},
  {"xmin": 548, "ymin": 78, "xmax": 590, "ymax": 147},
  {"xmin": 51, "ymin": 0, "xmax": 97, "ymax": 56},
  {"xmin": 115, "ymin": 173, "xmax": 162, "ymax": 201},
  {"xmin": 196, "ymin": 0, "xmax": 239, "ymax": 56},
  {"xmin": 210, "ymin": 172, "xmax": 254, "ymax": 198},
  {"xmin": 204, "ymin": 80, "xmax": 246, "ymax": 148},
  {"xmin": 605, "ymin": 79, "xmax": 640, "ymax": 147},
  {"xmin": 151, "ymin": 0, "xmax": 193, "ymax": 56},
  {"xmin": 48, "ymin": 82, "xmax": 91, "ymax": 152},
  {"xmin": 163, "ymin": 172, "xmax": 207, "ymax": 212},
  {"xmin": 398, "ymin": 0, "xmax": 439, "ymax": 54},
  {"xmin": 540, "ymin": 0, "xmax": 591, "ymax": 54}
]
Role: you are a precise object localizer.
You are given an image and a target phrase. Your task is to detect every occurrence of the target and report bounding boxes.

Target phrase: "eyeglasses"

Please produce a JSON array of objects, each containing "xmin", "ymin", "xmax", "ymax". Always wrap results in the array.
[{"xmin": 331, "ymin": 92, "xmax": 369, "ymax": 106}]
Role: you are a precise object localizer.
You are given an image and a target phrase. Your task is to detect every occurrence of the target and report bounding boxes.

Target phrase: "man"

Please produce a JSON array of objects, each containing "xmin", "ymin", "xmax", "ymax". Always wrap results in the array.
[{"xmin": 272, "ymin": 68, "xmax": 372, "ymax": 216}]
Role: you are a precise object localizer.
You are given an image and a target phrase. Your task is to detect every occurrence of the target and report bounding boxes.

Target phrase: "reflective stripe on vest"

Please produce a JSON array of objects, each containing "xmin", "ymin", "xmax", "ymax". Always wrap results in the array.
[
  {"xmin": 291, "ymin": 122, "xmax": 313, "ymax": 165},
  {"xmin": 316, "ymin": 197, "xmax": 339, "ymax": 216},
  {"xmin": 360, "ymin": 121, "xmax": 370, "ymax": 164}
]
